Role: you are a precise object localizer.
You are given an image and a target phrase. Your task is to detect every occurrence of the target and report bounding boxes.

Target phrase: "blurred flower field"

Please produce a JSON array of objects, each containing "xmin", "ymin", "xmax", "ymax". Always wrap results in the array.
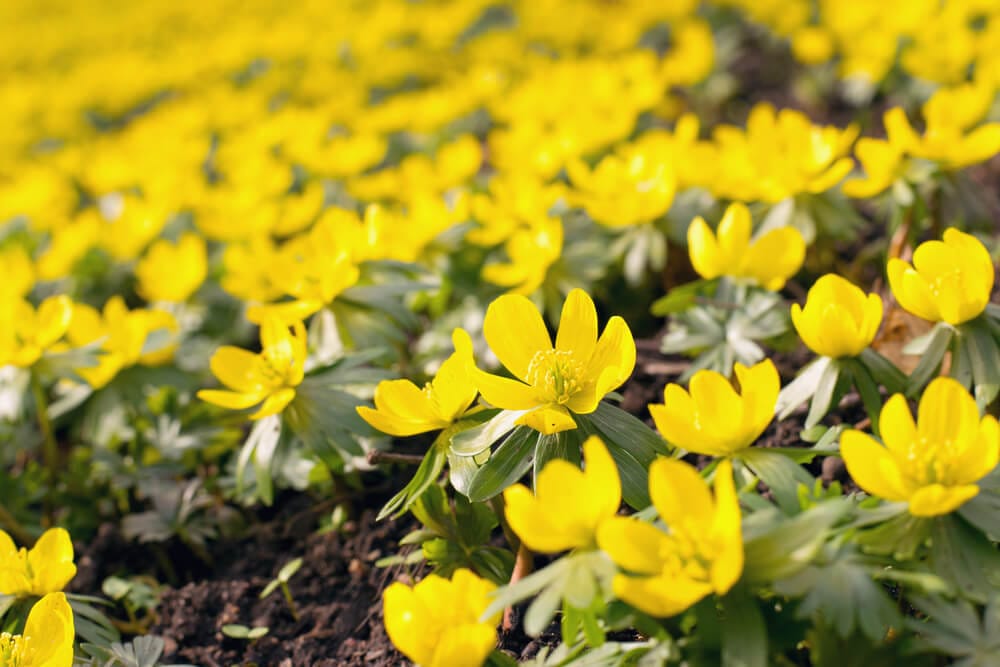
[{"xmin": 4, "ymin": 0, "xmax": 1000, "ymax": 665}]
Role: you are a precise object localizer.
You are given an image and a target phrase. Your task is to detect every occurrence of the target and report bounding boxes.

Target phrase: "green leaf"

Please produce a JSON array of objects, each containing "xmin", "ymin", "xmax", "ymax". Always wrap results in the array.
[
  {"xmin": 377, "ymin": 440, "xmax": 448, "ymax": 520},
  {"xmin": 858, "ymin": 348, "xmax": 907, "ymax": 394},
  {"xmin": 650, "ymin": 280, "xmax": 715, "ymax": 316},
  {"xmin": 959, "ymin": 320, "xmax": 1000, "ymax": 409},
  {"xmin": 930, "ymin": 514, "xmax": 1000, "ymax": 602},
  {"xmin": 721, "ymin": 587, "xmax": 768, "ymax": 667},
  {"xmin": 742, "ymin": 500, "xmax": 849, "ymax": 583},
  {"xmin": 776, "ymin": 357, "xmax": 831, "ymax": 420},
  {"xmin": 451, "ymin": 409, "xmax": 526, "ymax": 457},
  {"xmin": 805, "ymin": 358, "xmax": 842, "ymax": 429},
  {"xmin": 958, "ymin": 488, "xmax": 1000, "ymax": 540},
  {"xmin": 466, "ymin": 426, "xmax": 537, "ymax": 502},
  {"xmin": 906, "ymin": 323, "xmax": 953, "ymax": 397},
  {"xmin": 278, "ymin": 557, "xmax": 303, "ymax": 582},
  {"xmin": 843, "ymin": 359, "xmax": 883, "ymax": 435},
  {"xmin": 740, "ymin": 449, "xmax": 815, "ymax": 515}
]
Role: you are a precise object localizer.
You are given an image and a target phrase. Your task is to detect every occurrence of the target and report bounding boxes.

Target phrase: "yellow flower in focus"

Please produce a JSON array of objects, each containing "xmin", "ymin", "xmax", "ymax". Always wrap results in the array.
[
  {"xmin": 0, "ymin": 295, "xmax": 73, "ymax": 368},
  {"xmin": 504, "ymin": 435, "xmax": 620, "ymax": 553},
  {"xmin": 840, "ymin": 377, "xmax": 1000, "ymax": 517},
  {"xmin": 887, "ymin": 228, "xmax": 994, "ymax": 326},
  {"xmin": 136, "ymin": 233, "xmax": 208, "ymax": 303},
  {"xmin": 687, "ymin": 202, "xmax": 806, "ymax": 291},
  {"xmin": 66, "ymin": 297, "xmax": 178, "ymax": 389},
  {"xmin": 567, "ymin": 152, "xmax": 675, "ymax": 228},
  {"xmin": 791, "ymin": 274, "xmax": 883, "ymax": 358},
  {"xmin": 471, "ymin": 289, "xmax": 636, "ymax": 435},
  {"xmin": 597, "ymin": 458, "xmax": 743, "ymax": 617},
  {"xmin": 383, "ymin": 568, "xmax": 499, "ymax": 667},
  {"xmin": 650, "ymin": 360, "xmax": 778, "ymax": 457},
  {"xmin": 358, "ymin": 329, "xmax": 478, "ymax": 436},
  {"xmin": 198, "ymin": 318, "xmax": 307, "ymax": 419},
  {"xmin": 0, "ymin": 527, "xmax": 76, "ymax": 596},
  {"xmin": 0, "ymin": 592, "xmax": 75, "ymax": 667},
  {"xmin": 482, "ymin": 215, "xmax": 563, "ymax": 296}
]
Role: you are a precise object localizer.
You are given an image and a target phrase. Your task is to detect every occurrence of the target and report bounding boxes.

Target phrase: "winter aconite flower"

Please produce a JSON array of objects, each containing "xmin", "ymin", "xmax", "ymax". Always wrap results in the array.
[
  {"xmin": 0, "ymin": 527, "xmax": 77, "ymax": 596},
  {"xmin": 791, "ymin": 274, "xmax": 883, "ymax": 358},
  {"xmin": 198, "ymin": 318, "xmax": 307, "ymax": 419},
  {"xmin": 135, "ymin": 232, "xmax": 208, "ymax": 303},
  {"xmin": 840, "ymin": 377, "xmax": 1000, "ymax": 517},
  {"xmin": 471, "ymin": 289, "xmax": 636, "ymax": 435},
  {"xmin": 650, "ymin": 359, "xmax": 779, "ymax": 457},
  {"xmin": 687, "ymin": 202, "xmax": 806, "ymax": 291},
  {"xmin": 503, "ymin": 436, "xmax": 620, "ymax": 553},
  {"xmin": 358, "ymin": 329, "xmax": 478, "ymax": 436},
  {"xmin": 597, "ymin": 459, "xmax": 742, "ymax": 617},
  {"xmin": 0, "ymin": 295, "xmax": 73, "ymax": 368},
  {"xmin": 0, "ymin": 592, "xmax": 75, "ymax": 667},
  {"xmin": 887, "ymin": 228, "xmax": 994, "ymax": 326},
  {"xmin": 383, "ymin": 568, "xmax": 500, "ymax": 667}
]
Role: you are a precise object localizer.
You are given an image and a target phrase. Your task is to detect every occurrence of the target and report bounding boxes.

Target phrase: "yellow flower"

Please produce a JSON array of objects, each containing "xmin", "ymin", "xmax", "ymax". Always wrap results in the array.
[
  {"xmin": 481, "ymin": 215, "xmax": 563, "ymax": 296},
  {"xmin": 0, "ymin": 592, "xmax": 75, "ymax": 667},
  {"xmin": 0, "ymin": 245, "xmax": 34, "ymax": 301},
  {"xmin": 842, "ymin": 135, "xmax": 907, "ymax": 199},
  {"xmin": 0, "ymin": 528, "xmax": 76, "ymax": 596},
  {"xmin": 791, "ymin": 274, "xmax": 883, "ymax": 358},
  {"xmin": 0, "ymin": 295, "xmax": 73, "ymax": 368},
  {"xmin": 840, "ymin": 377, "xmax": 1000, "ymax": 517},
  {"xmin": 198, "ymin": 318, "xmax": 307, "ymax": 419},
  {"xmin": 358, "ymin": 330, "xmax": 478, "ymax": 437},
  {"xmin": 887, "ymin": 228, "xmax": 994, "ymax": 326},
  {"xmin": 597, "ymin": 458, "xmax": 743, "ymax": 617},
  {"xmin": 135, "ymin": 232, "xmax": 208, "ymax": 303},
  {"xmin": 503, "ymin": 436, "xmax": 620, "ymax": 553},
  {"xmin": 471, "ymin": 289, "xmax": 636, "ymax": 435},
  {"xmin": 650, "ymin": 360, "xmax": 778, "ymax": 457},
  {"xmin": 66, "ymin": 297, "xmax": 178, "ymax": 389},
  {"xmin": 383, "ymin": 568, "xmax": 499, "ymax": 667},
  {"xmin": 791, "ymin": 26, "xmax": 834, "ymax": 65},
  {"xmin": 687, "ymin": 202, "xmax": 806, "ymax": 291},
  {"xmin": 567, "ymin": 152, "xmax": 675, "ymax": 229}
]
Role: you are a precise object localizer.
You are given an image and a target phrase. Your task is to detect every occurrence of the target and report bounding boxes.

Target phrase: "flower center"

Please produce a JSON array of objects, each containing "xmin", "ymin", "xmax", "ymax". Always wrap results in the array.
[
  {"xmin": 0, "ymin": 633, "xmax": 28, "ymax": 667},
  {"xmin": 901, "ymin": 436, "xmax": 959, "ymax": 486},
  {"xmin": 525, "ymin": 349, "xmax": 584, "ymax": 404}
]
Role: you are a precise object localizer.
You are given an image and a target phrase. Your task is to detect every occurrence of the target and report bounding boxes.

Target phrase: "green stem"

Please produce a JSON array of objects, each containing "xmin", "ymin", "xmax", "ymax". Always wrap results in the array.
[
  {"xmin": 0, "ymin": 504, "xmax": 33, "ymax": 546},
  {"xmin": 281, "ymin": 581, "xmax": 300, "ymax": 621},
  {"xmin": 30, "ymin": 373, "xmax": 59, "ymax": 523}
]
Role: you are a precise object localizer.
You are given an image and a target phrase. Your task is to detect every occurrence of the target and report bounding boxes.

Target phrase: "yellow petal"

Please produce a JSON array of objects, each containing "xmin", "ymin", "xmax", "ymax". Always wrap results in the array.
[
  {"xmin": 687, "ymin": 216, "xmax": 722, "ymax": 280},
  {"xmin": 504, "ymin": 484, "xmax": 575, "ymax": 553},
  {"xmin": 917, "ymin": 377, "xmax": 979, "ymax": 453},
  {"xmin": 24, "ymin": 592, "xmax": 75, "ymax": 667},
  {"xmin": 28, "ymin": 528, "xmax": 76, "ymax": 594},
  {"xmin": 583, "ymin": 316, "xmax": 636, "ymax": 396},
  {"xmin": 210, "ymin": 347, "xmax": 266, "ymax": 393},
  {"xmin": 954, "ymin": 415, "xmax": 1000, "ymax": 485},
  {"xmin": 430, "ymin": 625, "xmax": 498, "ymax": 667},
  {"xmin": 612, "ymin": 573, "xmax": 712, "ymax": 618},
  {"xmin": 197, "ymin": 388, "xmax": 266, "ymax": 411},
  {"xmin": 383, "ymin": 582, "xmax": 435, "ymax": 666},
  {"xmin": 516, "ymin": 405, "xmax": 576, "ymax": 434},
  {"xmin": 649, "ymin": 458, "xmax": 714, "ymax": 527},
  {"xmin": 483, "ymin": 294, "xmax": 552, "ymax": 380},
  {"xmin": 555, "ymin": 289, "xmax": 598, "ymax": 361},
  {"xmin": 733, "ymin": 360, "xmax": 778, "ymax": 442},
  {"xmin": 878, "ymin": 393, "xmax": 917, "ymax": 460},
  {"xmin": 742, "ymin": 226, "xmax": 806, "ymax": 291},
  {"xmin": 716, "ymin": 202, "xmax": 751, "ymax": 263},
  {"xmin": 597, "ymin": 517, "xmax": 669, "ymax": 574},
  {"xmin": 249, "ymin": 387, "xmax": 297, "ymax": 419},
  {"xmin": 908, "ymin": 484, "xmax": 979, "ymax": 517},
  {"xmin": 887, "ymin": 258, "xmax": 940, "ymax": 323},
  {"xmin": 471, "ymin": 368, "xmax": 538, "ymax": 410},
  {"xmin": 709, "ymin": 459, "xmax": 743, "ymax": 595},
  {"xmin": 839, "ymin": 430, "xmax": 909, "ymax": 502},
  {"xmin": 582, "ymin": 436, "xmax": 621, "ymax": 519}
]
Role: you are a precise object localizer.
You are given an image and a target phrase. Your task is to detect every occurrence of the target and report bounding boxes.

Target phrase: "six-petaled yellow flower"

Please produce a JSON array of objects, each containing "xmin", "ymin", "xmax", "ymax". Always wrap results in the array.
[
  {"xmin": 503, "ymin": 436, "xmax": 620, "ymax": 553},
  {"xmin": 650, "ymin": 359, "xmax": 779, "ymax": 457},
  {"xmin": 687, "ymin": 202, "xmax": 806, "ymax": 291},
  {"xmin": 887, "ymin": 228, "xmax": 994, "ymax": 326},
  {"xmin": 198, "ymin": 318, "xmax": 308, "ymax": 419},
  {"xmin": 358, "ymin": 329, "xmax": 478, "ymax": 436},
  {"xmin": 0, "ymin": 592, "xmax": 75, "ymax": 667},
  {"xmin": 840, "ymin": 377, "xmax": 1000, "ymax": 517},
  {"xmin": 383, "ymin": 568, "xmax": 500, "ymax": 667},
  {"xmin": 0, "ymin": 527, "xmax": 77, "ymax": 597},
  {"xmin": 470, "ymin": 289, "xmax": 636, "ymax": 435},
  {"xmin": 597, "ymin": 458, "xmax": 743, "ymax": 617},
  {"xmin": 791, "ymin": 274, "xmax": 883, "ymax": 358}
]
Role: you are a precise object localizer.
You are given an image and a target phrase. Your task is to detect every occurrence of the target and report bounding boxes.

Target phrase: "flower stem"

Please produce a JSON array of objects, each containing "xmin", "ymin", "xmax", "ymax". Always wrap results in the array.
[
  {"xmin": 281, "ymin": 581, "xmax": 300, "ymax": 621},
  {"xmin": 503, "ymin": 543, "xmax": 534, "ymax": 632},
  {"xmin": 30, "ymin": 372, "xmax": 59, "ymax": 523}
]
